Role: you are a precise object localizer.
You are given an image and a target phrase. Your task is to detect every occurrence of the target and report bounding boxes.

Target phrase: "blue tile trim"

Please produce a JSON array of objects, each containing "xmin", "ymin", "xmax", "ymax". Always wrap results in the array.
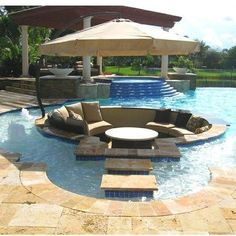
[
  {"xmin": 151, "ymin": 157, "xmax": 180, "ymax": 162},
  {"xmin": 104, "ymin": 190, "xmax": 153, "ymax": 198},
  {"xmin": 107, "ymin": 170, "xmax": 149, "ymax": 175},
  {"xmin": 76, "ymin": 155, "xmax": 105, "ymax": 161}
]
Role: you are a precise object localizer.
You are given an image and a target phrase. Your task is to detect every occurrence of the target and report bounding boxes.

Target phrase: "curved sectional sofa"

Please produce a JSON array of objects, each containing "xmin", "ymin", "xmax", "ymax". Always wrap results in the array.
[{"xmin": 37, "ymin": 101, "xmax": 227, "ymax": 144}]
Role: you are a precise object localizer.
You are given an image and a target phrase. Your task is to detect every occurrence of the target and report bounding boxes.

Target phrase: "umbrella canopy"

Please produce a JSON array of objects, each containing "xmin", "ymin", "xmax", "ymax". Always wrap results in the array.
[{"xmin": 39, "ymin": 19, "xmax": 199, "ymax": 57}]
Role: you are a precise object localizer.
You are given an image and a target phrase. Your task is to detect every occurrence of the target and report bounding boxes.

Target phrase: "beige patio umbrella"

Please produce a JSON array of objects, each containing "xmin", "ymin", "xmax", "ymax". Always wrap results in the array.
[{"xmin": 39, "ymin": 19, "xmax": 199, "ymax": 57}]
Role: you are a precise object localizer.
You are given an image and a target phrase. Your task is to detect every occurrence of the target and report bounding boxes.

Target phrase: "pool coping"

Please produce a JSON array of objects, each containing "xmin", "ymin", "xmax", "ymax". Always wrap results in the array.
[{"xmin": 5, "ymin": 157, "xmax": 236, "ymax": 217}]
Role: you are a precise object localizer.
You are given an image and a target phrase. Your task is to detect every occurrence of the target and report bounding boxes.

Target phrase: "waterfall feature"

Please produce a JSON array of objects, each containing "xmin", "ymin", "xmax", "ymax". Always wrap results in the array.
[{"xmin": 110, "ymin": 77, "xmax": 179, "ymax": 99}]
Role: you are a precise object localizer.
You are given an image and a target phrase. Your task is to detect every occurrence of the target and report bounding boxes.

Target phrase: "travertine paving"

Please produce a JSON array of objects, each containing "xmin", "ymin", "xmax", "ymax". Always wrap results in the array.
[
  {"xmin": 0, "ymin": 91, "xmax": 236, "ymax": 234},
  {"xmin": 1, "ymin": 145, "xmax": 236, "ymax": 234}
]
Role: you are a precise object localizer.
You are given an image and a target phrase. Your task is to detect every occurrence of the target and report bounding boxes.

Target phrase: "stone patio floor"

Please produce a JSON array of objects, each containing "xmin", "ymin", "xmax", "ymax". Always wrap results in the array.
[{"xmin": 0, "ymin": 90, "xmax": 236, "ymax": 234}]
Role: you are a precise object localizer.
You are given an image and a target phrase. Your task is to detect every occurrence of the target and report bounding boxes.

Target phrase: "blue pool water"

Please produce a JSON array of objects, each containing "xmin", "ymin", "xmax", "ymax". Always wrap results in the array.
[{"xmin": 0, "ymin": 88, "xmax": 236, "ymax": 200}]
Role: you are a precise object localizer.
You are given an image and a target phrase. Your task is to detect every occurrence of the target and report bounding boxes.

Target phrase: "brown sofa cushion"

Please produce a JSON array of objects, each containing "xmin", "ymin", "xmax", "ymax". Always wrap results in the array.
[
  {"xmin": 47, "ymin": 110, "xmax": 65, "ymax": 128},
  {"xmin": 186, "ymin": 116, "xmax": 204, "ymax": 132},
  {"xmin": 175, "ymin": 112, "xmax": 192, "ymax": 128},
  {"xmin": 67, "ymin": 109, "xmax": 83, "ymax": 121},
  {"xmin": 195, "ymin": 125, "xmax": 210, "ymax": 134},
  {"xmin": 87, "ymin": 121, "xmax": 112, "ymax": 136},
  {"xmin": 82, "ymin": 102, "xmax": 103, "ymax": 123},
  {"xmin": 65, "ymin": 103, "xmax": 84, "ymax": 119},
  {"xmin": 168, "ymin": 127, "xmax": 195, "ymax": 137},
  {"xmin": 56, "ymin": 106, "xmax": 69, "ymax": 121},
  {"xmin": 154, "ymin": 109, "xmax": 171, "ymax": 123},
  {"xmin": 146, "ymin": 122, "xmax": 174, "ymax": 133}
]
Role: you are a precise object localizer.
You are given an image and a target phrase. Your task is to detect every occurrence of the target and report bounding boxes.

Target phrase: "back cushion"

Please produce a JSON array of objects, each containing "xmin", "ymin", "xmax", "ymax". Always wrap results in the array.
[
  {"xmin": 154, "ymin": 109, "xmax": 171, "ymax": 123},
  {"xmin": 175, "ymin": 112, "xmax": 192, "ymax": 128},
  {"xmin": 186, "ymin": 116, "xmax": 204, "ymax": 132},
  {"xmin": 195, "ymin": 125, "xmax": 210, "ymax": 134},
  {"xmin": 67, "ymin": 109, "xmax": 83, "ymax": 121},
  {"xmin": 169, "ymin": 111, "xmax": 178, "ymax": 124},
  {"xmin": 56, "ymin": 106, "xmax": 69, "ymax": 121},
  {"xmin": 48, "ymin": 110, "xmax": 65, "ymax": 126},
  {"xmin": 65, "ymin": 102, "xmax": 84, "ymax": 119},
  {"xmin": 81, "ymin": 102, "xmax": 103, "ymax": 123}
]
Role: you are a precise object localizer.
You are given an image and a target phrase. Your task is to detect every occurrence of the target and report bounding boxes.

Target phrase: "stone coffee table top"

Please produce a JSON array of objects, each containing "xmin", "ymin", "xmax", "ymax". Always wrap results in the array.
[{"xmin": 105, "ymin": 127, "xmax": 158, "ymax": 141}]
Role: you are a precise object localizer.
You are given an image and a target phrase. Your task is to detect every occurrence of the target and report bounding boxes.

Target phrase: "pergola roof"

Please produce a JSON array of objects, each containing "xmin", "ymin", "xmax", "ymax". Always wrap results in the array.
[{"xmin": 10, "ymin": 6, "xmax": 182, "ymax": 30}]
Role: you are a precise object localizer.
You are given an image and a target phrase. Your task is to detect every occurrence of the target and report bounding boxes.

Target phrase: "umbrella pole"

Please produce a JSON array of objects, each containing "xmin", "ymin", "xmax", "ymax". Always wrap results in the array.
[{"xmin": 35, "ymin": 56, "xmax": 45, "ymax": 118}]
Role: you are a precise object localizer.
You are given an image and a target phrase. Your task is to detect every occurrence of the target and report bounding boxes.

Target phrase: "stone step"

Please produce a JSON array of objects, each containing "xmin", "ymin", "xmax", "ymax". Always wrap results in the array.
[
  {"xmin": 101, "ymin": 174, "xmax": 158, "ymax": 198},
  {"xmin": 10, "ymin": 81, "xmax": 36, "ymax": 90},
  {"xmin": 105, "ymin": 158, "xmax": 153, "ymax": 174},
  {"xmin": 5, "ymin": 86, "xmax": 36, "ymax": 96},
  {"xmin": 20, "ymin": 83, "xmax": 36, "ymax": 90}
]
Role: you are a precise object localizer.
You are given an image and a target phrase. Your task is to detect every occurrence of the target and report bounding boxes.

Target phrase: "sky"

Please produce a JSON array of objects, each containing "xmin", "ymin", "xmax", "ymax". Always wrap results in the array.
[{"xmin": 2, "ymin": 0, "xmax": 236, "ymax": 50}]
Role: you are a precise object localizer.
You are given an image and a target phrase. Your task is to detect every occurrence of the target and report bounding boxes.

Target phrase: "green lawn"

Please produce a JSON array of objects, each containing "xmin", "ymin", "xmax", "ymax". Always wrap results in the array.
[
  {"xmin": 104, "ymin": 66, "xmax": 236, "ymax": 80},
  {"xmin": 104, "ymin": 66, "xmax": 161, "ymax": 76},
  {"xmin": 197, "ymin": 69, "xmax": 236, "ymax": 80}
]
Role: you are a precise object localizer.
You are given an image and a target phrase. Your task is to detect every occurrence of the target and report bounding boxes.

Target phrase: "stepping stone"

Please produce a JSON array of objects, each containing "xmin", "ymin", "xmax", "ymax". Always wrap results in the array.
[
  {"xmin": 154, "ymin": 140, "xmax": 181, "ymax": 158},
  {"xmin": 105, "ymin": 158, "xmax": 153, "ymax": 175},
  {"xmin": 101, "ymin": 174, "xmax": 158, "ymax": 198},
  {"xmin": 75, "ymin": 139, "xmax": 108, "ymax": 159},
  {"xmin": 0, "ymin": 152, "xmax": 21, "ymax": 162}
]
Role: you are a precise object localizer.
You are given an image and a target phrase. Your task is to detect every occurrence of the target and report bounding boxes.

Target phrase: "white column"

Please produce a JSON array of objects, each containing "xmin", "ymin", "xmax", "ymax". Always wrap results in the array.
[
  {"xmin": 161, "ymin": 27, "xmax": 170, "ymax": 79},
  {"xmin": 97, "ymin": 56, "xmax": 103, "ymax": 74},
  {"xmin": 83, "ymin": 16, "xmax": 92, "ymax": 82},
  {"xmin": 161, "ymin": 55, "xmax": 169, "ymax": 79},
  {"xmin": 21, "ymin": 25, "xmax": 29, "ymax": 77}
]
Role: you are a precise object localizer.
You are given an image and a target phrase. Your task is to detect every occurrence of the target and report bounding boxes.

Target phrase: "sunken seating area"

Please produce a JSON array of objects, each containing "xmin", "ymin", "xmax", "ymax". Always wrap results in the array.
[{"xmin": 38, "ymin": 103, "xmax": 226, "ymax": 144}]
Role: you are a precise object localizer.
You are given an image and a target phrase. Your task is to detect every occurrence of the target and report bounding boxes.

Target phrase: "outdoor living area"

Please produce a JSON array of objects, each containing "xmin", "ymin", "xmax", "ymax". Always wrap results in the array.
[{"xmin": 1, "ymin": 5, "xmax": 236, "ymax": 235}]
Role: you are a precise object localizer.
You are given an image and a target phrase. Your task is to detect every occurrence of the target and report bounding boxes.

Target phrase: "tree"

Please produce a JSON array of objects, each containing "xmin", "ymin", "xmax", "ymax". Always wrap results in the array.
[
  {"xmin": 190, "ymin": 40, "xmax": 210, "ymax": 68},
  {"xmin": 225, "ymin": 46, "xmax": 236, "ymax": 69},
  {"xmin": 203, "ymin": 50, "xmax": 223, "ymax": 69},
  {"xmin": 0, "ymin": 6, "xmax": 50, "ymax": 76}
]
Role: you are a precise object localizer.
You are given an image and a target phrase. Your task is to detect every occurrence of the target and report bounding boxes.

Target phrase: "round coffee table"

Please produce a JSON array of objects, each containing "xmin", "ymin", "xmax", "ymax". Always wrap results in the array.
[{"xmin": 105, "ymin": 127, "xmax": 158, "ymax": 149}]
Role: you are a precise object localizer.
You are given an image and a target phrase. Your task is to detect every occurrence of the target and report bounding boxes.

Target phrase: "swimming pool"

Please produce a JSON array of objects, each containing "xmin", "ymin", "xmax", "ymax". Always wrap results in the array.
[{"xmin": 0, "ymin": 88, "xmax": 236, "ymax": 200}]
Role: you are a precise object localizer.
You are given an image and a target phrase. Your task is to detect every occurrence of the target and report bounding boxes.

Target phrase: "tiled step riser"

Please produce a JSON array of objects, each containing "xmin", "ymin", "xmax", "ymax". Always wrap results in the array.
[
  {"xmin": 107, "ymin": 170, "xmax": 149, "ymax": 175},
  {"xmin": 105, "ymin": 190, "xmax": 154, "ymax": 198},
  {"xmin": 101, "ymin": 174, "xmax": 158, "ymax": 198},
  {"xmin": 76, "ymin": 156, "xmax": 180, "ymax": 161}
]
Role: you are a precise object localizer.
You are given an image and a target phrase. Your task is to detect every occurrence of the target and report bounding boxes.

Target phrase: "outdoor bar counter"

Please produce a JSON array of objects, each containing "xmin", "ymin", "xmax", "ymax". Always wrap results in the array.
[{"xmin": 39, "ymin": 75, "xmax": 81, "ymax": 98}]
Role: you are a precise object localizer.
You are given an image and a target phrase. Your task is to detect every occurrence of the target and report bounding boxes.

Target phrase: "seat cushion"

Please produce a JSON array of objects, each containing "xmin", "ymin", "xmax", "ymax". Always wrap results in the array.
[
  {"xmin": 88, "ymin": 121, "xmax": 112, "ymax": 136},
  {"xmin": 146, "ymin": 122, "xmax": 174, "ymax": 133},
  {"xmin": 82, "ymin": 102, "xmax": 103, "ymax": 123},
  {"xmin": 175, "ymin": 112, "xmax": 192, "ymax": 128},
  {"xmin": 65, "ymin": 102, "xmax": 84, "ymax": 119},
  {"xmin": 168, "ymin": 127, "xmax": 195, "ymax": 137},
  {"xmin": 154, "ymin": 109, "xmax": 171, "ymax": 123}
]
